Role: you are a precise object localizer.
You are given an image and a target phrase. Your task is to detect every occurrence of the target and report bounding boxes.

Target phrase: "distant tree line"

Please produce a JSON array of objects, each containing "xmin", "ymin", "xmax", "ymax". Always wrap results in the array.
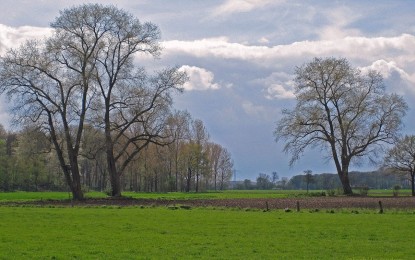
[
  {"xmin": 233, "ymin": 170, "xmax": 408, "ymax": 191},
  {"xmin": 0, "ymin": 113, "xmax": 234, "ymax": 193},
  {"xmin": 287, "ymin": 171, "xmax": 408, "ymax": 190}
]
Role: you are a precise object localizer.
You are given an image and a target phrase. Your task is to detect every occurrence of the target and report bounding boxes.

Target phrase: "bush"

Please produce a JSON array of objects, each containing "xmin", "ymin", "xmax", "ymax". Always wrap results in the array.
[
  {"xmin": 358, "ymin": 186, "xmax": 369, "ymax": 196},
  {"xmin": 393, "ymin": 185, "xmax": 401, "ymax": 197},
  {"xmin": 326, "ymin": 189, "xmax": 336, "ymax": 196}
]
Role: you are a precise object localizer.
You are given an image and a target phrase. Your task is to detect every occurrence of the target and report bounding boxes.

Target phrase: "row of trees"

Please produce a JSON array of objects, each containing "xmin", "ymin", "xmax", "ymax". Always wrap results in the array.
[
  {"xmin": 287, "ymin": 170, "xmax": 409, "ymax": 191},
  {"xmin": 233, "ymin": 170, "xmax": 408, "ymax": 191},
  {"xmin": 0, "ymin": 4, "xmax": 233, "ymax": 199},
  {"xmin": 0, "ymin": 111, "xmax": 234, "ymax": 193}
]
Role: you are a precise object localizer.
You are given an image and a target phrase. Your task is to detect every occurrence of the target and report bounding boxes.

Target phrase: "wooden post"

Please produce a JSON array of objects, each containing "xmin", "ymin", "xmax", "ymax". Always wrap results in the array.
[
  {"xmin": 378, "ymin": 200, "xmax": 383, "ymax": 214},
  {"xmin": 265, "ymin": 201, "xmax": 269, "ymax": 211},
  {"xmin": 296, "ymin": 201, "xmax": 300, "ymax": 212}
]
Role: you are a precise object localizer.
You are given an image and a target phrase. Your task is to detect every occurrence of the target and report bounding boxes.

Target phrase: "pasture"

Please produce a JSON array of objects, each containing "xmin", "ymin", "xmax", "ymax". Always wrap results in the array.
[
  {"xmin": 0, "ymin": 189, "xmax": 410, "ymax": 202},
  {"xmin": 1, "ymin": 191, "xmax": 415, "ymax": 259}
]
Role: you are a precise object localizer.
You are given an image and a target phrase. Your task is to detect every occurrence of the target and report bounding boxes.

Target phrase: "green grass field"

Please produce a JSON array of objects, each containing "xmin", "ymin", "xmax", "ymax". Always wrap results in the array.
[
  {"xmin": 1, "ymin": 206, "xmax": 414, "ymax": 259},
  {"xmin": 0, "ymin": 189, "xmax": 410, "ymax": 202},
  {"xmin": 0, "ymin": 190, "xmax": 292, "ymax": 202}
]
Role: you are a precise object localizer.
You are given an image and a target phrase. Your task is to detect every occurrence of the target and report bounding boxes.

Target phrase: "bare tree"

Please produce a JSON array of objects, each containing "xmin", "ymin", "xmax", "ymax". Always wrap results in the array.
[
  {"xmin": 0, "ymin": 5, "xmax": 103, "ymax": 199},
  {"xmin": 165, "ymin": 110, "xmax": 191, "ymax": 191},
  {"xmin": 207, "ymin": 142, "xmax": 234, "ymax": 190},
  {"xmin": 189, "ymin": 119, "xmax": 209, "ymax": 192},
  {"xmin": 207, "ymin": 142, "xmax": 222, "ymax": 190},
  {"xmin": 383, "ymin": 135, "xmax": 415, "ymax": 196},
  {"xmin": 303, "ymin": 170, "xmax": 314, "ymax": 193},
  {"xmin": 275, "ymin": 57, "xmax": 407, "ymax": 195},
  {"xmin": 48, "ymin": 4, "xmax": 186, "ymax": 197},
  {"xmin": 217, "ymin": 147, "xmax": 233, "ymax": 190}
]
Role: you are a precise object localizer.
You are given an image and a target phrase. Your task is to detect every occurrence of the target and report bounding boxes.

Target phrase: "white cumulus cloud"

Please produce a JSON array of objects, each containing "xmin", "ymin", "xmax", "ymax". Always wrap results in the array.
[
  {"xmin": 0, "ymin": 24, "xmax": 52, "ymax": 54},
  {"xmin": 360, "ymin": 59, "xmax": 415, "ymax": 95},
  {"xmin": 163, "ymin": 34, "xmax": 415, "ymax": 69},
  {"xmin": 256, "ymin": 72, "xmax": 296, "ymax": 100},
  {"xmin": 179, "ymin": 65, "xmax": 220, "ymax": 91},
  {"xmin": 360, "ymin": 60, "xmax": 411, "ymax": 80}
]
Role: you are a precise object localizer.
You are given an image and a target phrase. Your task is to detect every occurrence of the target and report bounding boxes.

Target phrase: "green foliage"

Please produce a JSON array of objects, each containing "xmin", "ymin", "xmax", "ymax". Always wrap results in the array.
[{"xmin": 1, "ymin": 207, "xmax": 415, "ymax": 259}]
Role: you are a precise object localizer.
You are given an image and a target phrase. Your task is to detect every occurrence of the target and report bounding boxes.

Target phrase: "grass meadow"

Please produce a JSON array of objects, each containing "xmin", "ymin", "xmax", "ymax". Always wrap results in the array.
[
  {"xmin": 1, "ymin": 206, "xmax": 415, "ymax": 259},
  {"xmin": 0, "ymin": 188, "xmax": 410, "ymax": 202},
  {"xmin": 1, "ymin": 191, "xmax": 415, "ymax": 259}
]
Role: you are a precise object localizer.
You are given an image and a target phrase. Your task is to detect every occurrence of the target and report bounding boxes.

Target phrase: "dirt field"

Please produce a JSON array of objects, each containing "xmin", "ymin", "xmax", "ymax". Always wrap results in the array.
[{"xmin": 7, "ymin": 196, "xmax": 415, "ymax": 210}]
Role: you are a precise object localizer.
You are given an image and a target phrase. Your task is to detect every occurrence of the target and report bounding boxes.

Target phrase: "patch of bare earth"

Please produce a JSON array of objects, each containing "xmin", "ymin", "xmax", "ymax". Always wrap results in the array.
[{"xmin": 5, "ymin": 197, "xmax": 415, "ymax": 210}]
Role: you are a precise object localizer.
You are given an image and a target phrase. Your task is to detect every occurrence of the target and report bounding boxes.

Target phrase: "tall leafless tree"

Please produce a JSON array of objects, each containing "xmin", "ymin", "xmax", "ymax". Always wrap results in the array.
[
  {"xmin": 0, "ymin": 6, "xmax": 102, "ymax": 199},
  {"xmin": 52, "ymin": 4, "xmax": 185, "ymax": 197},
  {"xmin": 275, "ymin": 57, "xmax": 407, "ymax": 195}
]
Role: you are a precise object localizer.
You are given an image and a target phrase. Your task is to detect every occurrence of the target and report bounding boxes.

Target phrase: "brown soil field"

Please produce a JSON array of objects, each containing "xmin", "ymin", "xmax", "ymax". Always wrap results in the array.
[{"xmin": 5, "ymin": 196, "xmax": 415, "ymax": 210}]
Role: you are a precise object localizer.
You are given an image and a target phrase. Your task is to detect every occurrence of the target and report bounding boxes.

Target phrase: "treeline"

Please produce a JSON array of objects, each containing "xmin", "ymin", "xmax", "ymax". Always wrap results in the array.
[
  {"xmin": 0, "ymin": 112, "xmax": 234, "ymax": 193},
  {"xmin": 287, "ymin": 171, "xmax": 408, "ymax": 190},
  {"xmin": 236, "ymin": 171, "xmax": 408, "ymax": 191}
]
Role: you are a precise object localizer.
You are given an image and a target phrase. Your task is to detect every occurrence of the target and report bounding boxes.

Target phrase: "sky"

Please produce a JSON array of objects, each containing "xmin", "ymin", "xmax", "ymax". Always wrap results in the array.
[{"xmin": 0, "ymin": 0, "xmax": 414, "ymax": 180}]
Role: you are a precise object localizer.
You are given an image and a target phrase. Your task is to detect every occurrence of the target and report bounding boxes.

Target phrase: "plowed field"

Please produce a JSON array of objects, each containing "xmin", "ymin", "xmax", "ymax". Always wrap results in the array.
[{"xmin": 7, "ymin": 196, "xmax": 415, "ymax": 210}]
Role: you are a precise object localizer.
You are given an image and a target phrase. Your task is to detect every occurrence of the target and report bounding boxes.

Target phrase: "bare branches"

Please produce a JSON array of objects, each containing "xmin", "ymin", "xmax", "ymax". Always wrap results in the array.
[{"xmin": 275, "ymin": 57, "xmax": 407, "ymax": 194}]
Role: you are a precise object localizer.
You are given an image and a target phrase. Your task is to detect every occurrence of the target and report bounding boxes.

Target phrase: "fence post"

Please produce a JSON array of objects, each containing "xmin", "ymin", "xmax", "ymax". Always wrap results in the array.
[{"xmin": 378, "ymin": 200, "xmax": 383, "ymax": 214}]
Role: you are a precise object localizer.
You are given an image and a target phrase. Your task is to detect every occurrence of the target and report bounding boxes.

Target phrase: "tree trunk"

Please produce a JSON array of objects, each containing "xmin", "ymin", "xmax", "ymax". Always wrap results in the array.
[
  {"xmin": 107, "ymin": 145, "xmax": 121, "ymax": 197},
  {"xmin": 71, "ymin": 168, "xmax": 84, "ymax": 200},
  {"xmin": 214, "ymin": 172, "xmax": 217, "ymax": 191},
  {"xmin": 109, "ymin": 171, "xmax": 122, "ymax": 197},
  {"xmin": 411, "ymin": 173, "xmax": 415, "ymax": 196},
  {"xmin": 186, "ymin": 167, "xmax": 192, "ymax": 192},
  {"xmin": 196, "ymin": 171, "xmax": 199, "ymax": 193},
  {"xmin": 62, "ymin": 162, "xmax": 84, "ymax": 201},
  {"xmin": 339, "ymin": 171, "xmax": 353, "ymax": 195}
]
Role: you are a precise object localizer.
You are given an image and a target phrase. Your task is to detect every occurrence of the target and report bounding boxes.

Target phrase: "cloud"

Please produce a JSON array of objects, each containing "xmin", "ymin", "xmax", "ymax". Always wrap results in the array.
[
  {"xmin": 256, "ymin": 72, "xmax": 296, "ymax": 100},
  {"xmin": 0, "ymin": 24, "xmax": 52, "ymax": 54},
  {"xmin": 360, "ymin": 60, "xmax": 411, "ymax": 81},
  {"xmin": 265, "ymin": 84, "xmax": 295, "ymax": 100},
  {"xmin": 258, "ymin": 37, "xmax": 269, "ymax": 44},
  {"xmin": 163, "ymin": 34, "xmax": 415, "ymax": 69},
  {"xmin": 242, "ymin": 101, "xmax": 266, "ymax": 116},
  {"xmin": 178, "ymin": 65, "xmax": 220, "ymax": 91},
  {"xmin": 318, "ymin": 6, "xmax": 362, "ymax": 40},
  {"xmin": 211, "ymin": 0, "xmax": 279, "ymax": 17},
  {"xmin": 360, "ymin": 59, "xmax": 415, "ymax": 95}
]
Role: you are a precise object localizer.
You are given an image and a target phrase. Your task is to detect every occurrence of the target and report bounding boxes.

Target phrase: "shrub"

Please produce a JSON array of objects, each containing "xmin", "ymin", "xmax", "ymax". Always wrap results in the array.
[
  {"xmin": 393, "ymin": 185, "xmax": 401, "ymax": 197},
  {"xmin": 326, "ymin": 189, "xmax": 336, "ymax": 196}
]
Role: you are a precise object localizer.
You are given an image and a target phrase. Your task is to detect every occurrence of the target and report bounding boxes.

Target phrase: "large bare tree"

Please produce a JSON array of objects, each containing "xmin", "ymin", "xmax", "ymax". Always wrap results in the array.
[
  {"xmin": 0, "ymin": 10, "xmax": 101, "ymax": 199},
  {"xmin": 275, "ymin": 57, "xmax": 407, "ymax": 195},
  {"xmin": 383, "ymin": 135, "xmax": 415, "ymax": 196},
  {"xmin": 0, "ymin": 4, "xmax": 186, "ymax": 198},
  {"xmin": 51, "ymin": 4, "xmax": 186, "ymax": 197}
]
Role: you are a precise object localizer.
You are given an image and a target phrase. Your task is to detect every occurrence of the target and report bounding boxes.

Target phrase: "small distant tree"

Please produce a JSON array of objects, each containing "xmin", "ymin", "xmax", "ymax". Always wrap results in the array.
[
  {"xmin": 272, "ymin": 171, "xmax": 279, "ymax": 184},
  {"xmin": 243, "ymin": 179, "xmax": 252, "ymax": 190},
  {"xmin": 277, "ymin": 177, "xmax": 289, "ymax": 190},
  {"xmin": 304, "ymin": 170, "xmax": 314, "ymax": 193},
  {"xmin": 256, "ymin": 173, "xmax": 273, "ymax": 190}
]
